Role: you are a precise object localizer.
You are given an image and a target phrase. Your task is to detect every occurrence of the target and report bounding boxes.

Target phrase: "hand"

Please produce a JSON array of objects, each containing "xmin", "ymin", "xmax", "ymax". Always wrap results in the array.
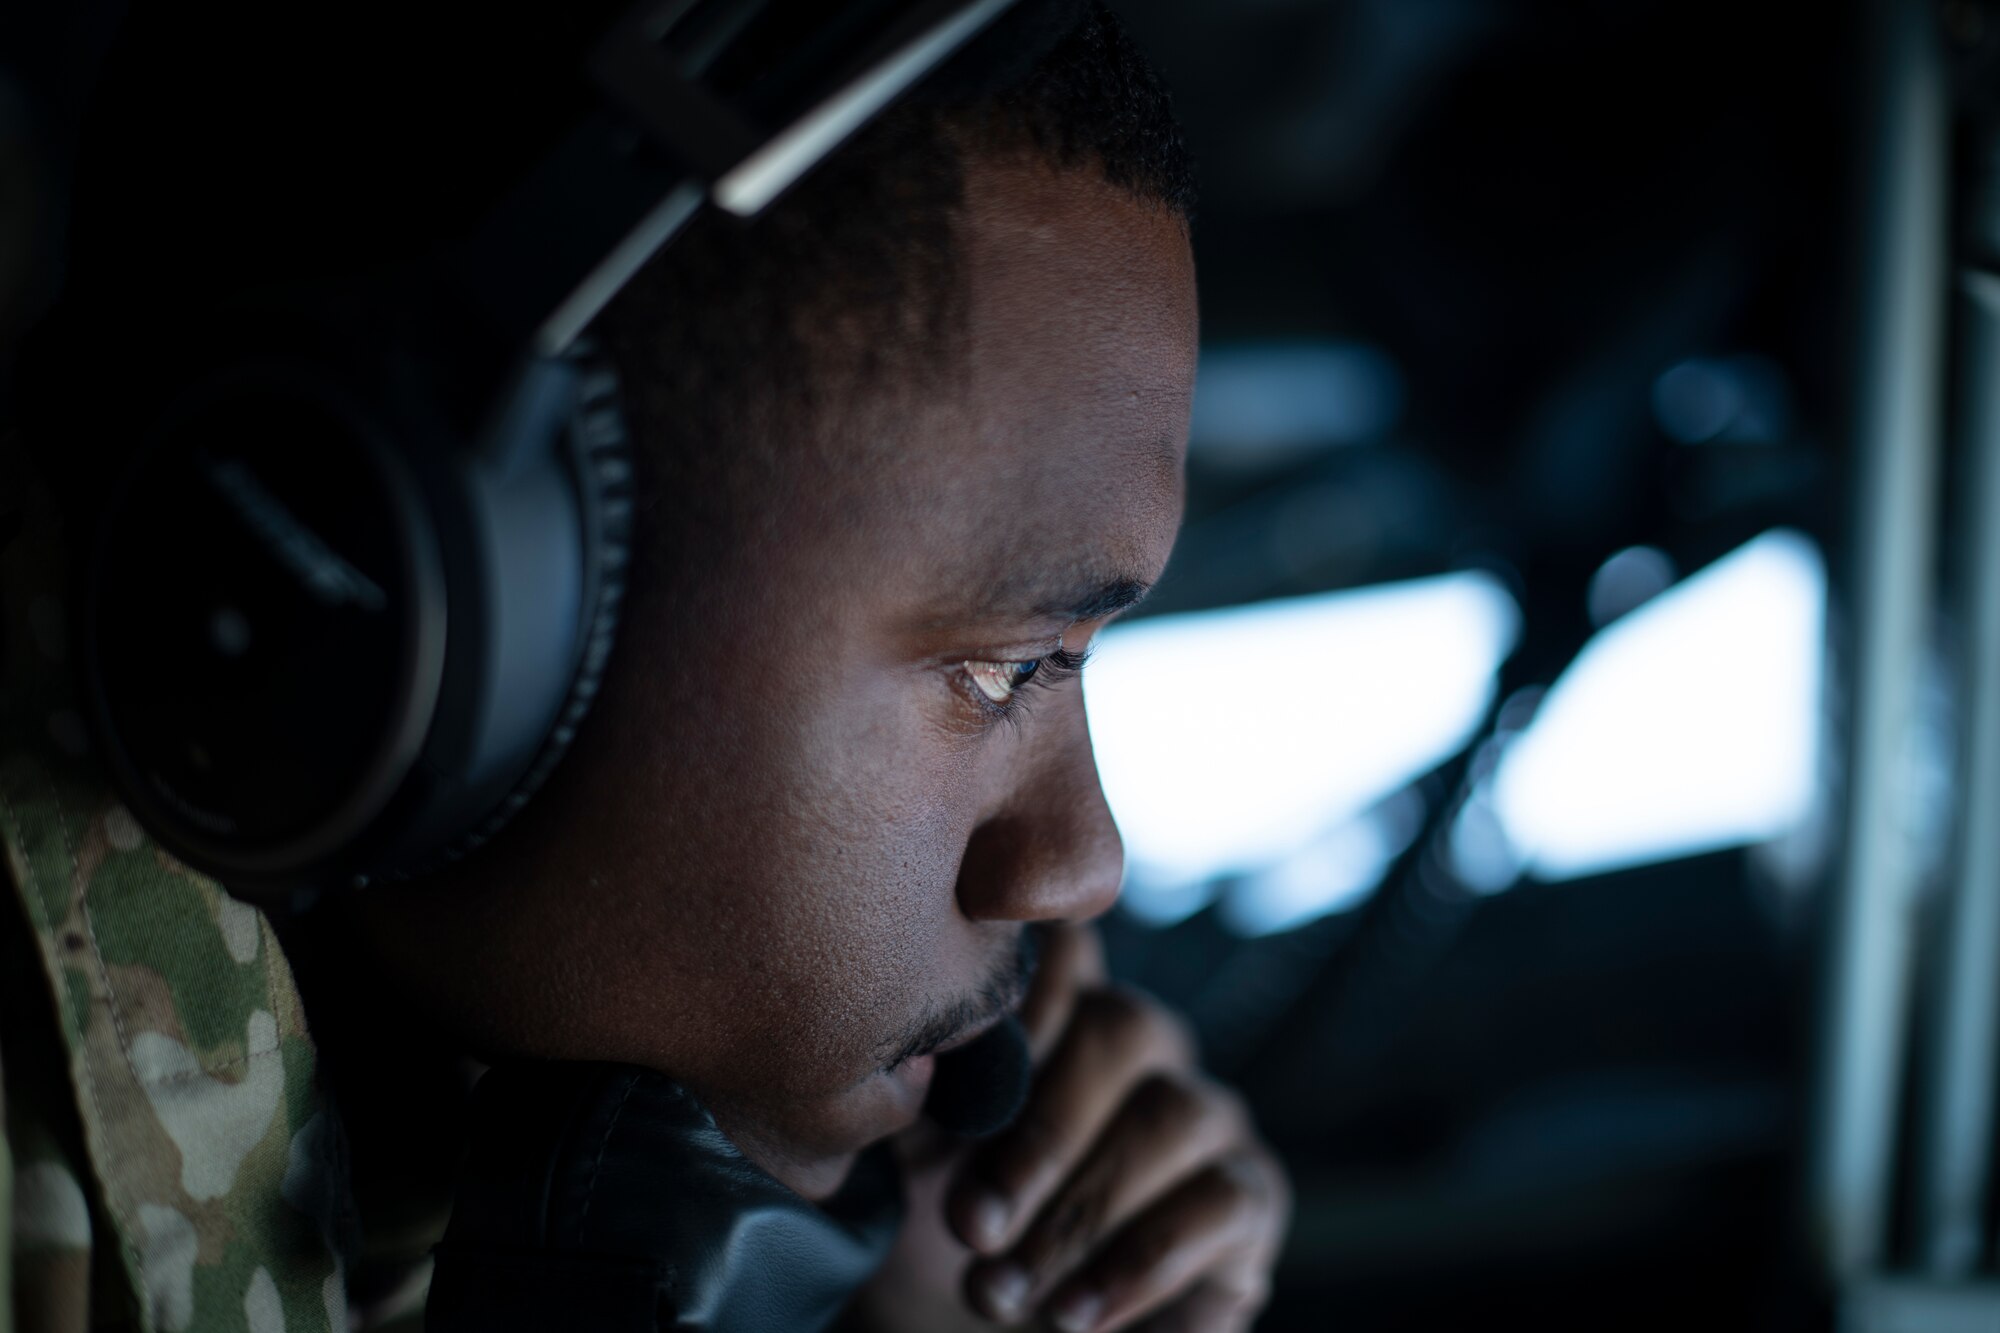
[{"xmin": 849, "ymin": 923, "xmax": 1289, "ymax": 1332}]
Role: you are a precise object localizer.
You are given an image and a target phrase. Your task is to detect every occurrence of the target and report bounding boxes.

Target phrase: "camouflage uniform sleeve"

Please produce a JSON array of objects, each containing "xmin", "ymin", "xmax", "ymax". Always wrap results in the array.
[
  {"xmin": 2, "ymin": 1011, "xmax": 98, "ymax": 1333},
  {"xmin": 1, "ymin": 1038, "xmax": 11, "ymax": 1333},
  {"xmin": 2, "ymin": 448, "xmax": 350, "ymax": 1332}
]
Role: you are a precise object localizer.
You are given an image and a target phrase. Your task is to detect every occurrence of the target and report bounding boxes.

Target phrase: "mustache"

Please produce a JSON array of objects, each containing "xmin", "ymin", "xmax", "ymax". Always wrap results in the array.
[{"xmin": 881, "ymin": 927, "xmax": 1042, "ymax": 1071}]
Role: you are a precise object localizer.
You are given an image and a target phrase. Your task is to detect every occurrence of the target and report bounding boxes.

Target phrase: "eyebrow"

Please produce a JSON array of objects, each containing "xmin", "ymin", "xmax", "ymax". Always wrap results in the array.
[
  {"xmin": 1054, "ymin": 577, "xmax": 1152, "ymax": 622},
  {"xmin": 949, "ymin": 570, "xmax": 1153, "ymax": 628}
]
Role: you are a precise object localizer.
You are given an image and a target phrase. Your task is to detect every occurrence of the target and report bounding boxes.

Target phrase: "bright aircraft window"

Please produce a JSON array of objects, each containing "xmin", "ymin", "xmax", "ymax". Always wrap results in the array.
[
  {"xmin": 1085, "ymin": 573, "xmax": 1521, "ymax": 928},
  {"xmin": 1454, "ymin": 528, "xmax": 1826, "ymax": 889}
]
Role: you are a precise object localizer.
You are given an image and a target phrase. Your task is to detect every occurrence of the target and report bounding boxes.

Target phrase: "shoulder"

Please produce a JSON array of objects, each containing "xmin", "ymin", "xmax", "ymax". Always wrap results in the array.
[{"xmin": 1, "ymin": 454, "xmax": 352, "ymax": 1329}]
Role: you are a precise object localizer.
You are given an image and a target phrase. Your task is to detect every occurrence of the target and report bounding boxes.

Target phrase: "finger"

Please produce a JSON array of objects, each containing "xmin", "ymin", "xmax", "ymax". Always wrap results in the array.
[
  {"xmin": 964, "ymin": 1075, "xmax": 1247, "ymax": 1319},
  {"xmin": 1126, "ymin": 1280, "xmax": 1264, "ymax": 1333},
  {"xmin": 892, "ymin": 1115, "xmax": 967, "ymax": 1175},
  {"xmin": 1040, "ymin": 1151, "xmax": 1281, "ymax": 1333},
  {"xmin": 947, "ymin": 987, "xmax": 1193, "ymax": 1256},
  {"xmin": 1017, "ymin": 922, "xmax": 1107, "ymax": 1063}
]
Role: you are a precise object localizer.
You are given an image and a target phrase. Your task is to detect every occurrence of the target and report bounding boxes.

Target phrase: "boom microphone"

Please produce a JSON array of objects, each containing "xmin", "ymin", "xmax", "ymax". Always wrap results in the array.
[{"xmin": 923, "ymin": 1014, "xmax": 1032, "ymax": 1139}]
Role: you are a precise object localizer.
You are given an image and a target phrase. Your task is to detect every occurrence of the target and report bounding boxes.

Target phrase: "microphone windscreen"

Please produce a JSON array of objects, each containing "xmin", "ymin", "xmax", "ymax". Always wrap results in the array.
[{"xmin": 923, "ymin": 1015, "xmax": 1032, "ymax": 1140}]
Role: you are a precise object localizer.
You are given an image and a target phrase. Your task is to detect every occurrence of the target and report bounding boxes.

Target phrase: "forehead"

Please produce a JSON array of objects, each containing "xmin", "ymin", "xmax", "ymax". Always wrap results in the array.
[{"xmin": 863, "ymin": 160, "xmax": 1199, "ymax": 620}]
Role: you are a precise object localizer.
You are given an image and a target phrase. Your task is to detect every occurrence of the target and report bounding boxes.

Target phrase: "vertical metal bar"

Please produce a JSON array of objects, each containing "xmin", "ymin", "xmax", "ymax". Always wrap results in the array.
[
  {"xmin": 1810, "ymin": 0, "xmax": 1950, "ymax": 1284},
  {"xmin": 1916, "ymin": 265, "xmax": 2000, "ymax": 1279}
]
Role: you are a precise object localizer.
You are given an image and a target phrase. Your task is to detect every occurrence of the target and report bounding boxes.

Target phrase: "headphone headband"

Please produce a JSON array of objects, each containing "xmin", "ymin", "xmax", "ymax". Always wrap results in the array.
[
  {"xmin": 72, "ymin": 0, "xmax": 1024, "ymax": 896},
  {"xmin": 453, "ymin": 0, "xmax": 1017, "ymax": 356}
]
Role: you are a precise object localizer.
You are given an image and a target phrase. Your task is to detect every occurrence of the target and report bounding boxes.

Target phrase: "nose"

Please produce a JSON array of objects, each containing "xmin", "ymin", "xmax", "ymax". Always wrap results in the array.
[{"xmin": 954, "ymin": 696, "xmax": 1124, "ymax": 924}]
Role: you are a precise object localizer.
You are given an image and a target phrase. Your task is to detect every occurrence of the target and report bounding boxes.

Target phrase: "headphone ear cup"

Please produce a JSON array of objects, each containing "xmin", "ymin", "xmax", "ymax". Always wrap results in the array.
[
  {"xmin": 81, "ymin": 349, "xmax": 455, "ymax": 885},
  {"xmin": 423, "ymin": 348, "xmax": 634, "ymax": 870},
  {"xmin": 82, "ymin": 327, "xmax": 635, "ymax": 891}
]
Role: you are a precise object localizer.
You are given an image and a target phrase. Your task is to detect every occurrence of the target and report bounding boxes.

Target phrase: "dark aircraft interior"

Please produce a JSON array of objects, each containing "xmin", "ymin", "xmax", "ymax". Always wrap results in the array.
[{"xmin": 6, "ymin": 1, "xmax": 1996, "ymax": 1329}]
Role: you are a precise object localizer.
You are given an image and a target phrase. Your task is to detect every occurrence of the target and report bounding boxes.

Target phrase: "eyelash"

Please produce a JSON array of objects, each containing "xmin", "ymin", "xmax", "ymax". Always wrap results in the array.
[{"xmin": 959, "ymin": 645, "xmax": 1092, "ymax": 726}]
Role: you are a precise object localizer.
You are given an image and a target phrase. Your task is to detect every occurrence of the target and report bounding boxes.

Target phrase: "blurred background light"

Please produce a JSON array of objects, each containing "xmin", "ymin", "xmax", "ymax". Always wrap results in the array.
[
  {"xmin": 1586, "ymin": 544, "xmax": 1677, "ymax": 627},
  {"xmin": 1189, "ymin": 340, "xmax": 1404, "ymax": 469},
  {"xmin": 1087, "ymin": 572, "xmax": 1521, "ymax": 925},
  {"xmin": 1466, "ymin": 529, "xmax": 1825, "ymax": 886},
  {"xmin": 1219, "ymin": 786, "xmax": 1428, "ymax": 937},
  {"xmin": 1650, "ymin": 354, "xmax": 1794, "ymax": 446},
  {"xmin": 1446, "ymin": 783, "xmax": 1524, "ymax": 895}
]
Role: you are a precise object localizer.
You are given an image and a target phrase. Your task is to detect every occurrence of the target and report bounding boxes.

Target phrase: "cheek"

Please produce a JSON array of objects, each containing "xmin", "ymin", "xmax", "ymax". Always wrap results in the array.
[{"xmin": 616, "ymin": 656, "xmax": 993, "ymax": 1096}]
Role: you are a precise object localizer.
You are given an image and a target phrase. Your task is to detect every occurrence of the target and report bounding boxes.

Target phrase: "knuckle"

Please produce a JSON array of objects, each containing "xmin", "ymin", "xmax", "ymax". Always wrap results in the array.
[
  {"xmin": 1076, "ymin": 987, "xmax": 1151, "ymax": 1048},
  {"xmin": 1020, "ymin": 1176, "xmax": 1115, "ymax": 1273},
  {"xmin": 1208, "ymin": 1082, "xmax": 1254, "ymax": 1134},
  {"xmin": 1219, "ymin": 1149, "xmax": 1294, "ymax": 1250},
  {"xmin": 1222, "ymin": 1298, "xmax": 1265, "ymax": 1333},
  {"xmin": 1188, "ymin": 1289, "xmax": 1265, "ymax": 1333},
  {"xmin": 1204, "ymin": 1157, "xmax": 1260, "ymax": 1220},
  {"xmin": 981, "ymin": 1114, "xmax": 1063, "ymax": 1195},
  {"xmin": 1120, "ymin": 1217, "xmax": 1181, "ymax": 1278},
  {"xmin": 1140, "ymin": 996, "xmax": 1199, "ymax": 1066},
  {"xmin": 1183, "ymin": 1078, "xmax": 1254, "ymax": 1152},
  {"xmin": 1125, "ymin": 1071, "xmax": 1203, "ymax": 1138},
  {"xmin": 1243, "ymin": 1145, "xmax": 1292, "ymax": 1218},
  {"xmin": 1076, "ymin": 985, "xmax": 1196, "ymax": 1066}
]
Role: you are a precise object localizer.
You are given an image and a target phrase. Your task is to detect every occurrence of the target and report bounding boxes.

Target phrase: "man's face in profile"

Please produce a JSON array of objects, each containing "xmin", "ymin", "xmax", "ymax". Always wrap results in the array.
[{"xmin": 374, "ymin": 153, "xmax": 1197, "ymax": 1198}]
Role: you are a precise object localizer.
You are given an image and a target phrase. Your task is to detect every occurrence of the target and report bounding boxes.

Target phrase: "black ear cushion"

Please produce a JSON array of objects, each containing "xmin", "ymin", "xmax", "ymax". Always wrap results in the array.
[
  {"xmin": 425, "ymin": 348, "xmax": 634, "ymax": 871},
  {"xmin": 430, "ymin": 1063, "xmax": 903, "ymax": 1332}
]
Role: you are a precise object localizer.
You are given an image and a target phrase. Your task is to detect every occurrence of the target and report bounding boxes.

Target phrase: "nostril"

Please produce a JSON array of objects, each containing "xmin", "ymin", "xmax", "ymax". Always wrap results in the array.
[{"xmin": 954, "ymin": 807, "xmax": 1123, "ymax": 924}]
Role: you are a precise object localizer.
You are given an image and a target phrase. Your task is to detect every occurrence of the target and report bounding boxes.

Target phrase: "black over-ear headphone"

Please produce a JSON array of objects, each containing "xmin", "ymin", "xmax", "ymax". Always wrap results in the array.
[{"xmin": 70, "ymin": 0, "xmax": 1022, "ymax": 897}]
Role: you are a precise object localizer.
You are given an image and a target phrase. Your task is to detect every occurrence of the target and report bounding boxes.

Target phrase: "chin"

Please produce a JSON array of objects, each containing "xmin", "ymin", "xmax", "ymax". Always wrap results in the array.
[
  {"xmin": 770, "ymin": 1150, "xmax": 864, "ymax": 1204},
  {"xmin": 710, "ymin": 1057, "xmax": 935, "ymax": 1201}
]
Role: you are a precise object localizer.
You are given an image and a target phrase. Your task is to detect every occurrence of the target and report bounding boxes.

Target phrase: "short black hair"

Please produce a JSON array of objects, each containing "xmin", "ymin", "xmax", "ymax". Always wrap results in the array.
[
  {"xmin": 43, "ymin": 2, "xmax": 1192, "ymax": 569},
  {"xmin": 594, "ymin": 1, "xmax": 1194, "ymax": 584}
]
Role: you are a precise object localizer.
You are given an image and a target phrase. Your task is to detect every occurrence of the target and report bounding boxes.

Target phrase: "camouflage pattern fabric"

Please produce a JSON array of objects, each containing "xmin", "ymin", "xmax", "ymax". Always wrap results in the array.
[
  {"xmin": 3, "ymin": 943, "xmax": 115, "ymax": 1333},
  {"xmin": 2, "ymin": 443, "xmax": 349, "ymax": 1332},
  {"xmin": 0, "ymin": 1039, "xmax": 12, "ymax": 1332}
]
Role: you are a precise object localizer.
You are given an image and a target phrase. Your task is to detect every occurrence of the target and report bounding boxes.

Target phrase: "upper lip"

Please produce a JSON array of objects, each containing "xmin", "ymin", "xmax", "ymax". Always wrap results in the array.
[
  {"xmin": 886, "ymin": 929, "xmax": 1041, "ymax": 1070},
  {"xmin": 908, "ymin": 971, "xmax": 1032, "ymax": 1065},
  {"xmin": 927, "ymin": 1007, "xmax": 1011, "ymax": 1059}
]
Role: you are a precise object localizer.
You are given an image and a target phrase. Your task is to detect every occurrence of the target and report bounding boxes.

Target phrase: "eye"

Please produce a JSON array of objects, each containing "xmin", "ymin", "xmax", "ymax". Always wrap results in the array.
[
  {"xmin": 955, "ymin": 645, "xmax": 1091, "ymax": 721},
  {"xmin": 964, "ymin": 658, "xmax": 1041, "ymax": 705}
]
